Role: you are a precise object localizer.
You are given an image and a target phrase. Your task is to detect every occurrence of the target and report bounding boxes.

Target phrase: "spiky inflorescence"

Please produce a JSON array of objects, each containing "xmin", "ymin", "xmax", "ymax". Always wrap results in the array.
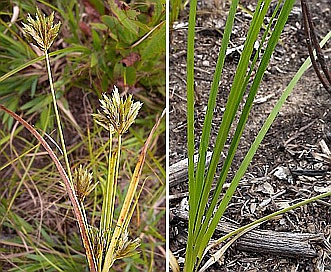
[
  {"xmin": 93, "ymin": 86, "xmax": 143, "ymax": 134},
  {"xmin": 114, "ymin": 231, "xmax": 140, "ymax": 260},
  {"xmin": 22, "ymin": 8, "xmax": 61, "ymax": 51},
  {"xmin": 73, "ymin": 165, "xmax": 98, "ymax": 202}
]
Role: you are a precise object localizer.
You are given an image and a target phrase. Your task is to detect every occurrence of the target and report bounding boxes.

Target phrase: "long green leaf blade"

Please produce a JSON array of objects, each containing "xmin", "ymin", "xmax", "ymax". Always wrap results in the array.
[{"xmin": 185, "ymin": 0, "xmax": 198, "ymax": 269}]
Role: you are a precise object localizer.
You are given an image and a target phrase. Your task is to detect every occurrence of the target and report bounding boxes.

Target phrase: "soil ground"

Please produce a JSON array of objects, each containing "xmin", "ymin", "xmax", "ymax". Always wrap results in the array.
[{"xmin": 169, "ymin": 0, "xmax": 331, "ymax": 271}]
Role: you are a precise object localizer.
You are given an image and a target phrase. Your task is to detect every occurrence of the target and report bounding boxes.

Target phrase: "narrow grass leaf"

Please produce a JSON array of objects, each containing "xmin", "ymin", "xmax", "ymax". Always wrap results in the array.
[
  {"xmin": 185, "ymin": 0, "xmax": 198, "ymax": 269},
  {"xmin": 0, "ymin": 46, "xmax": 89, "ymax": 83}
]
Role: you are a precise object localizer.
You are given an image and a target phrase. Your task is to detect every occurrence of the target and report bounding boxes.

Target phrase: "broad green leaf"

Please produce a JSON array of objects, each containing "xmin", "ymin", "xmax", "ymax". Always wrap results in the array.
[
  {"xmin": 140, "ymin": 22, "xmax": 165, "ymax": 60},
  {"xmin": 108, "ymin": 1, "xmax": 139, "ymax": 36},
  {"xmin": 101, "ymin": 15, "xmax": 137, "ymax": 44}
]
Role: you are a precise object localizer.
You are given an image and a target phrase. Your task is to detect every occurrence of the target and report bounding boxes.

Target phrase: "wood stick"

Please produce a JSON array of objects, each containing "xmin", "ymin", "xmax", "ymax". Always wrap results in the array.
[
  {"xmin": 173, "ymin": 209, "xmax": 324, "ymax": 258},
  {"xmin": 169, "ymin": 152, "xmax": 212, "ymax": 187},
  {"xmin": 170, "ymin": 156, "xmax": 326, "ymax": 258}
]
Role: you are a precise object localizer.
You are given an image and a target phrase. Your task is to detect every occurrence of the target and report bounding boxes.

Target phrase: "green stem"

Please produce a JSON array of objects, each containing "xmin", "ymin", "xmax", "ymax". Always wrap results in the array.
[
  {"xmin": 45, "ymin": 50, "xmax": 72, "ymax": 184},
  {"xmin": 111, "ymin": 134, "xmax": 122, "ymax": 226},
  {"xmin": 101, "ymin": 134, "xmax": 123, "ymax": 271},
  {"xmin": 100, "ymin": 133, "xmax": 122, "ymax": 271},
  {"xmin": 99, "ymin": 130, "xmax": 113, "ymax": 270}
]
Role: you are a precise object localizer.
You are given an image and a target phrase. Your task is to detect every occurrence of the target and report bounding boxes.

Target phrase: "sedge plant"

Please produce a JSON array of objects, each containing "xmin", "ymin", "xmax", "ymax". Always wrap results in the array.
[
  {"xmin": 1, "ymin": 8, "xmax": 165, "ymax": 272},
  {"xmin": 177, "ymin": 0, "xmax": 331, "ymax": 271}
]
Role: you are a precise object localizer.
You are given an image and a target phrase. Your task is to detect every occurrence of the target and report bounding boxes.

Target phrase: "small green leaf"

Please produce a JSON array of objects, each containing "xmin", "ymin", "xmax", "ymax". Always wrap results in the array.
[
  {"xmin": 92, "ymin": 29, "xmax": 102, "ymax": 51},
  {"xmin": 91, "ymin": 52, "xmax": 98, "ymax": 68},
  {"xmin": 90, "ymin": 22, "xmax": 108, "ymax": 31},
  {"xmin": 38, "ymin": 105, "xmax": 53, "ymax": 130},
  {"xmin": 1, "ymin": 96, "xmax": 18, "ymax": 129},
  {"xmin": 125, "ymin": 66, "xmax": 136, "ymax": 86},
  {"xmin": 20, "ymin": 94, "xmax": 52, "ymax": 115},
  {"xmin": 101, "ymin": 15, "xmax": 137, "ymax": 44},
  {"xmin": 114, "ymin": 61, "xmax": 125, "ymax": 78},
  {"xmin": 30, "ymin": 76, "xmax": 38, "ymax": 97},
  {"xmin": 101, "ymin": 15, "xmax": 119, "ymax": 41}
]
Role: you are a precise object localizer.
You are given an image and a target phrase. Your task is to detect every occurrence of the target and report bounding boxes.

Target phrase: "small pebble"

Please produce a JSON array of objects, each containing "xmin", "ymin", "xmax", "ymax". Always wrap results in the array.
[{"xmin": 202, "ymin": 60, "xmax": 210, "ymax": 66}]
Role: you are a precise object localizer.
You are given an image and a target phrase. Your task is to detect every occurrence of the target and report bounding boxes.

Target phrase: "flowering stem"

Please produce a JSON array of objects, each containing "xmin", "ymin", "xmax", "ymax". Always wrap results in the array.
[
  {"xmin": 101, "ymin": 109, "xmax": 165, "ymax": 272},
  {"xmin": 45, "ymin": 50, "xmax": 73, "ymax": 184},
  {"xmin": 44, "ymin": 49, "xmax": 96, "ymax": 269}
]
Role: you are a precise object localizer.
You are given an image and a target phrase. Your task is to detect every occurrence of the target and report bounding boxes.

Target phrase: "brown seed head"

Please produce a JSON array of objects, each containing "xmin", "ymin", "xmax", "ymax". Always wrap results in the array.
[{"xmin": 73, "ymin": 165, "xmax": 98, "ymax": 202}]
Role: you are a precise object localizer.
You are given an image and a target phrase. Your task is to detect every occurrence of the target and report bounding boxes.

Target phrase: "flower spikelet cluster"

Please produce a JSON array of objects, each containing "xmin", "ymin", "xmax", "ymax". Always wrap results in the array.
[
  {"xmin": 93, "ymin": 86, "xmax": 143, "ymax": 134},
  {"xmin": 73, "ymin": 165, "xmax": 98, "ymax": 202},
  {"xmin": 114, "ymin": 230, "xmax": 140, "ymax": 260},
  {"xmin": 22, "ymin": 8, "xmax": 61, "ymax": 51}
]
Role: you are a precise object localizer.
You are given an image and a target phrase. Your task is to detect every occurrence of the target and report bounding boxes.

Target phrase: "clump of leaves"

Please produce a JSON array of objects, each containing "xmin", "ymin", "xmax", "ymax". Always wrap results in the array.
[
  {"xmin": 73, "ymin": 0, "xmax": 166, "ymax": 93},
  {"xmin": 174, "ymin": 0, "xmax": 331, "ymax": 271}
]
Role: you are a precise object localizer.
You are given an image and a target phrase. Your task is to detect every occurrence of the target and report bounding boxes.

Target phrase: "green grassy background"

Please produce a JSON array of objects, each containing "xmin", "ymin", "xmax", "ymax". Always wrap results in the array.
[{"xmin": 0, "ymin": 0, "xmax": 165, "ymax": 271}]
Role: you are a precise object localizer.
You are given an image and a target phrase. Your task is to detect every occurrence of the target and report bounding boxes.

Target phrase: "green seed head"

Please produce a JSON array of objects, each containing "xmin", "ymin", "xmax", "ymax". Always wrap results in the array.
[
  {"xmin": 22, "ymin": 8, "xmax": 61, "ymax": 51},
  {"xmin": 93, "ymin": 86, "xmax": 143, "ymax": 135},
  {"xmin": 114, "ymin": 231, "xmax": 140, "ymax": 260}
]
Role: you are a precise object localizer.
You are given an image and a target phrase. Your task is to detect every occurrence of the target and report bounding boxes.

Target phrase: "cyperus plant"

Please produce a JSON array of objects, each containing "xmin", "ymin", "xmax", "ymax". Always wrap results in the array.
[
  {"xmin": 0, "ymin": 8, "xmax": 165, "ymax": 272},
  {"xmin": 172, "ymin": 0, "xmax": 331, "ymax": 271},
  {"xmin": 92, "ymin": 86, "xmax": 144, "ymax": 271}
]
